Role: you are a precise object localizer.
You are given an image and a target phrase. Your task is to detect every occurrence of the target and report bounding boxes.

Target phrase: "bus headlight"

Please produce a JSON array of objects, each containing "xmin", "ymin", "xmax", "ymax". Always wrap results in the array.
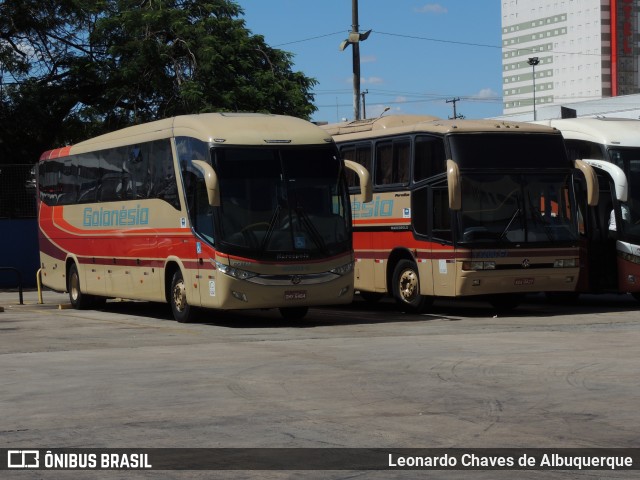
[
  {"xmin": 462, "ymin": 261, "xmax": 496, "ymax": 271},
  {"xmin": 215, "ymin": 261, "xmax": 257, "ymax": 281},
  {"xmin": 553, "ymin": 258, "xmax": 578, "ymax": 268},
  {"xmin": 330, "ymin": 262, "xmax": 354, "ymax": 276}
]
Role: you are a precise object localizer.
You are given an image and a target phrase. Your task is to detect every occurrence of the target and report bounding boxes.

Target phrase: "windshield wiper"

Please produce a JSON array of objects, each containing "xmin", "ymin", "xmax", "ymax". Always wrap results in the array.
[
  {"xmin": 499, "ymin": 206, "xmax": 522, "ymax": 241},
  {"xmin": 296, "ymin": 206, "xmax": 327, "ymax": 254},
  {"xmin": 260, "ymin": 204, "xmax": 282, "ymax": 252}
]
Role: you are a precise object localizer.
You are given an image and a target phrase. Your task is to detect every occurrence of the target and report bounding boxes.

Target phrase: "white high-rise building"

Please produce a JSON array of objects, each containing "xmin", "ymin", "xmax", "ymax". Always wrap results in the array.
[{"xmin": 501, "ymin": 0, "xmax": 639, "ymax": 119}]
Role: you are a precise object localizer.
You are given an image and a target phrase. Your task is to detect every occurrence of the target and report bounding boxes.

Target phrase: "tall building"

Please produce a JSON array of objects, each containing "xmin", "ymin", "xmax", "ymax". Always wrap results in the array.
[{"xmin": 501, "ymin": 0, "xmax": 639, "ymax": 119}]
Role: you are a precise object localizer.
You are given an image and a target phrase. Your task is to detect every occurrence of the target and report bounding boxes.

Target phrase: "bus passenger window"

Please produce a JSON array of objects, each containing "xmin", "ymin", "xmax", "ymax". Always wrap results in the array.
[
  {"xmin": 341, "ymin": 143, "xmax": 371, "ymax": 189},
  {"xmin": 433, "ymin": 185, "xmax": 452, "ymax": 242},
  {"xmin": 414, "ymin": 136, "xmax": 446, "ymax": 182},
  {"xmin": 375, "ymin": 140, "xmax": 410, "ymax": 186},
  {"xmin": 375, "ymin": 142, "xmax": 393, "ymax": 185},
  {"xmin": 99, "ymin": 147, "xmax": 128, "ymax": 202},
  {"xmin": 149, "ymin": 140, "xmax": 180, "ymax": 209}
]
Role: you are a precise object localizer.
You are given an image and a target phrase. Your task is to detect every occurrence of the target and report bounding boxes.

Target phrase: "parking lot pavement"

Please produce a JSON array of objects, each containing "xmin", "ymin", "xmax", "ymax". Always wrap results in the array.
[{"xmin": 1, "ymin": 289, "xmax": 639, "ymax": 479}]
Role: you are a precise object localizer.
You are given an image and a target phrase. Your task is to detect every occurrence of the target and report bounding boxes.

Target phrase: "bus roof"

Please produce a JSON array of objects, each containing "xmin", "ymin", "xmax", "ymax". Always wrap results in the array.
[
  {"xmin": 534, "ymin": 117, "xmax": 640, "ymax": 147},
  {"xmin": 321, "ymin": 114, "xmax": 559, "ymax": 141},
  {"xmin": 40, "ymin": 113, "xmax": 333, "ymax": 160}
]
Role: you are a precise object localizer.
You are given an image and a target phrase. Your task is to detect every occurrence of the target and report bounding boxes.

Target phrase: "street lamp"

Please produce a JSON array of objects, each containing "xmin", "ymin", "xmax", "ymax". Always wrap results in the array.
[{"xmin": 527, "ymin": 57, "xmax": 540, "ymax": 121}]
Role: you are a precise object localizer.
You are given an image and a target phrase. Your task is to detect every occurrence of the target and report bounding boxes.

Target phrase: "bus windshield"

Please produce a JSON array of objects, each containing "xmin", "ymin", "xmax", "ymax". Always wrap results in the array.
[
  {"xmin": 212, "ymin": 146, "xmax": 350, "ymax": 259},
  {"xmin": 457, "ymin": 172, "xmax": 578, "ymax": 245}
]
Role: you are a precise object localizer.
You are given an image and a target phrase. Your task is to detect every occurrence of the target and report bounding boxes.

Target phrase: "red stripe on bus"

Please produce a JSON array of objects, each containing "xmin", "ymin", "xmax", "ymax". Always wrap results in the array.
[
  {"xmin": 39, "ymin": 146, "xmax": 72, "ymax": 160},
  {"xmin": 354, "ymin": 218, "xmax": 410, "ymax": 225}
]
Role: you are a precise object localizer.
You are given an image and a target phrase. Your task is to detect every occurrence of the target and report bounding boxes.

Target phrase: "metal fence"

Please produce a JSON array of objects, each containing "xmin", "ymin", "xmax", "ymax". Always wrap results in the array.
[{"xmin": 0, "ymin": 163, "xmax": 37, "ymax": 218}]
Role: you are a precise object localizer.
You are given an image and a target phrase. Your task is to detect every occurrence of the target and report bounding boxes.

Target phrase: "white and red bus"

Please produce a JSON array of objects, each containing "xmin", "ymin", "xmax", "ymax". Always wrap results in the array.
[
  {"xmin": 536, "ymin": 117, "xmax": 640, "ymax": 300},
  {"xmin": 323, "ymin": 115, "xmax": 598, "ymax": 312},
  {"xmin": 38, "ymin": 113, "xmax": 371, "ymax": 322}
]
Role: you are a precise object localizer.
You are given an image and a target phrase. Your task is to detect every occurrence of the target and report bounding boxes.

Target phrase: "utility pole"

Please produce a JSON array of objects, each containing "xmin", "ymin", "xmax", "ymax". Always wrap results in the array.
[
  {"xmin": 339, "ymin": 0, "xmax": 371, "ymax": 120},
  {"xmin": 446, "ymin": 97, "xmax": 464, "ymax": 119},
  {"xmin": 361, "ymin": 89, "xmax": 369, "ymax": 119}
]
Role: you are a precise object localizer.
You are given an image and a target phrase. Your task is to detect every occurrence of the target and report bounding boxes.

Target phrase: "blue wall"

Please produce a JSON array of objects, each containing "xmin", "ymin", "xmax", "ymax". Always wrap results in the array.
[{"xmin": 0, "ymin": 219, "xmax": 39, "ymax": 288}]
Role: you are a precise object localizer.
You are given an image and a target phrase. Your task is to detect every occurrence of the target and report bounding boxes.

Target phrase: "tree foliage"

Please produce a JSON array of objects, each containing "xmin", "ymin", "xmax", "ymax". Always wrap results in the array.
[{"xmin": 0, "ymin": 0, "xmax": 317, "ymax": 163}]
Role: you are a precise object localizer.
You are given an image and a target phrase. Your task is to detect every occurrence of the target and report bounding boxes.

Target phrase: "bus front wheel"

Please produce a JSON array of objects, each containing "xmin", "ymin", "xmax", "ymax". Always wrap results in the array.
[
  {"xmin": 170, "ymin": 270, "xmax": 195, "ymax": 323},
  {"xmin": 392, "ymin": 260, "xmax": 432, "ymax": 313}
]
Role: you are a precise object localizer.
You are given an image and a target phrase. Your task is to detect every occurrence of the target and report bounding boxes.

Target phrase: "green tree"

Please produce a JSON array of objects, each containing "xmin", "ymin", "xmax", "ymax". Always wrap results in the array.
[
  {"xmin": 0, "ymin": 0, "xmax": 317, "ymax": 164},
  {"xmin": 89, "ymin": 0, "xmax": 317, "ymax": 127}
]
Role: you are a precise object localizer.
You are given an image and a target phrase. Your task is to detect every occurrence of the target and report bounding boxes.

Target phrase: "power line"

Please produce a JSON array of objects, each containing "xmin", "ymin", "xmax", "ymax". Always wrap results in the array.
[
  {"xmin": 270, "ymin": 28, "xmax": 605, "ymax": 59},
  {"xmin": 273, "ymin": 31, "xmax": 345, "ymax": 47}
]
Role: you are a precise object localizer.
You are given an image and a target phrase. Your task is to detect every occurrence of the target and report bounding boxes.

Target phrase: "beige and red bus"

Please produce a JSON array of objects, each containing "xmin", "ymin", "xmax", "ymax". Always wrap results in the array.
[
  {"xmin": 37, "ymin": 113, "xmax": 371, "ymax": 322},
  {"xmin": 323, "ymin": 115, "xmax": 598, "ymax": 312}
]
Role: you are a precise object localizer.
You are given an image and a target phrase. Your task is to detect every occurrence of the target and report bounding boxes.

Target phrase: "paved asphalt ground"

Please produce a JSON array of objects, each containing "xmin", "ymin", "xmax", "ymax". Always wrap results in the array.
[{"xmin": 1, "ymin": 289, "xmax": 639, "ymax": 479}]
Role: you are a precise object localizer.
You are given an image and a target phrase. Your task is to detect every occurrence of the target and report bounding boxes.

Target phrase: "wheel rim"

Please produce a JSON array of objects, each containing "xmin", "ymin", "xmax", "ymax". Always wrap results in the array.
[
  {"xmin": 70, "ymin": 272, "xmax": 80, "ymax": 302},
  {"xmin": 398, "ymin": 268, "xmax": 419, "ymax": 303},
  {"xmin": 172, "ymin": 280, "xmax": 187, "ymax": 312}
]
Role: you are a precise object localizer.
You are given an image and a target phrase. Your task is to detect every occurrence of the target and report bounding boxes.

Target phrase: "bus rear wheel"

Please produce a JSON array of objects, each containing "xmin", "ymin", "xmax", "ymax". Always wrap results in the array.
[
  {"xmin": 392, "ymin": 259, "xmax": 432, "ymax": 313},
  {"xmin": 170, "ymin": 270, "xmax": 195, "ymax": 323},
  {"xmin": 68, "ymin": 263, "xmax": 92, "ymax": 310}
]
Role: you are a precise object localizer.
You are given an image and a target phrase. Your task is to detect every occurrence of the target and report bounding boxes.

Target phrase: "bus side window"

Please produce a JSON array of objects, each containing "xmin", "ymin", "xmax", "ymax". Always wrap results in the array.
[
  {"xmin": 38, "ymin": 159, "xmax": 59, "ymax": 206},
  {"xmin": 99, "ymin": 147, "xmax": 128, "ymax": 202},
  {"xmin": 149, "ymin": 139, "xmax": 179, "ymax": 209},
  {"xmin": 414, "ymin": 136, "xmax": 446, "ymax": 182},
  {"xmin": 375, "ymin": 139, "xmax": 410, "ymax": 186},
  {"xmin": 411, "ymin": 180, "xmax": 451, "ymax": 243},
  {"xmin": 341, "ymin": 143, "xmax": 371, "ymax": 190},
  {"xmin": 77, "ymin": 153, "xmax": 100, "ymax": 203},
  {"xmin": 432, "ymin": 183, "xmax": 452, "ymax": 242},
  {"xmin": 375, "ymin": 142, "xmax": 393, "ymax": 185}
]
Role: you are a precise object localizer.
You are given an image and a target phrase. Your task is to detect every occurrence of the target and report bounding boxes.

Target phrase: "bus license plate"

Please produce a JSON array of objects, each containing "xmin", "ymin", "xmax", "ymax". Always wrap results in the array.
[
  {"xmin": 284, "ymin": 290, "xmax": 307, "ymax": 300},
  {"xmin": 514, "ymin": 278, "xmax": 534, "ymax": 286}
]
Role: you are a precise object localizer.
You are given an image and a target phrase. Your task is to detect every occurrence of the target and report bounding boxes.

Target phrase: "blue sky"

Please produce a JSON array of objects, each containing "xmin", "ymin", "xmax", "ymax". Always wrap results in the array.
[{"xmin": 238, "ymin": 0, "xmax": 503, "ymax": 122}]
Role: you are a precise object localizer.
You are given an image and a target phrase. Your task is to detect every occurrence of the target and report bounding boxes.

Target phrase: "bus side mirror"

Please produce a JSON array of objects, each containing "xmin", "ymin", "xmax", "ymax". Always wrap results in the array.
[
  {"xmin": 574, "ymin": 159, "xmax": 599, "ymax": 207},
  {"xmin": 447, "ymin": 159, "xmax": 461, "ymax": 211},
  {"xmin": 344, "ymin": 160, "xmax": 373, "ymax": 203},
  {"xmin": 192, "ymin": 160, "xmax": 220, "ymax": 207}
]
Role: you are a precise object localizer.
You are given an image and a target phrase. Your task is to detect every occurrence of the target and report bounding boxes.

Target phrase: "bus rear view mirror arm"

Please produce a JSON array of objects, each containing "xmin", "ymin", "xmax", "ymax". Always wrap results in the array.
[
  {"xmin": 574, "ymin": 159, "xmax": 600, "ymax": 207},
  {"xmin": 192, "ymin": 160, "xmax": 221, "ymax": 207},
  {"xmin": 344, "ymin": 160, "xmax": 373, "ymax": 203}
]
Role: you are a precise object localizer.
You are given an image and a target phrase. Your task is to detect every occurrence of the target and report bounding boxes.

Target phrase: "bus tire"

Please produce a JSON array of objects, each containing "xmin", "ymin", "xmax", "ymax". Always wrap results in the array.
[
  {"xmin": 68, "ymin": 263, "xmax": 92, "ymax": 310},
  {"xmin": 392, "ymin": 259, "xmax": 432, "ymax": 313},
  {"xmin": 170, "ymin": 270, "xmax": 195, "ymax": 323},
  {"xmin": 279, "ymin": 306, "xmax": 309, "ymax": 320}
]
